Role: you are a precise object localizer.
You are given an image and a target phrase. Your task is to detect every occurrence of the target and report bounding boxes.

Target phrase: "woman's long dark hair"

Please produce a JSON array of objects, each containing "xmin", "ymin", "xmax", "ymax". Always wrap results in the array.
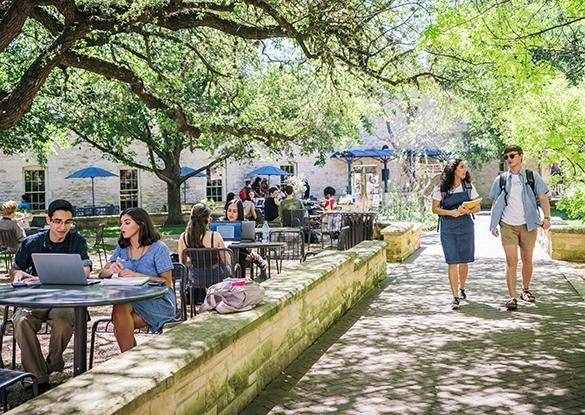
[
  {"xmin": 118, "ymin": 208, "xmax": 160, "ymax": 248},
  {"xmin": 439, "ymin": 159, "xmax": 471, "ymax": 193},
  {"xmin": 225, "ymin": 199, "xmax": 245, "ymax": 221},
  {"xmin": 224, "ymin": 192, "xmax": 235, "ymax": 212},
  {"xmin": 185, "ymin": 203, "xmax": 211, "ymax": 248}
]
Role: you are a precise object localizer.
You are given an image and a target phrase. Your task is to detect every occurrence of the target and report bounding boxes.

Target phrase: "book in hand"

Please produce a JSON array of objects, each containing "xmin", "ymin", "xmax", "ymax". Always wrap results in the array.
[
  {"xmin": 100, "ymin": 276, "xmax": 149, "ymax": 286},
  {"xmin": 460, "ymin": 198, "xmax": 482, "ymax": 210}
]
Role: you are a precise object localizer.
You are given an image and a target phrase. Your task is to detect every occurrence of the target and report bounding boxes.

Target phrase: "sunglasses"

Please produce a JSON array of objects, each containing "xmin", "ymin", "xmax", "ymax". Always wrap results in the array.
[{"xmin": 503, "ymin": 153, "xmax": 519, "ymax": 160}]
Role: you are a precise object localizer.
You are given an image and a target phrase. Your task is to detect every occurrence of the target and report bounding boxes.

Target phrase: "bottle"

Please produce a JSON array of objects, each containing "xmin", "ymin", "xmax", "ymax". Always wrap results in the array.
[{"xmin": 262, "ymin": 220, "xmax": 270, "ymax": 243}]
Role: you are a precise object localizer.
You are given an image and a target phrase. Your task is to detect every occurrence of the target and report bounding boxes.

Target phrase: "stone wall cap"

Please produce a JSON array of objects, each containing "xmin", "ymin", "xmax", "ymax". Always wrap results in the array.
[{"xmin": 381, "ymin": 222, "xmax": 414, "ymax": 234}]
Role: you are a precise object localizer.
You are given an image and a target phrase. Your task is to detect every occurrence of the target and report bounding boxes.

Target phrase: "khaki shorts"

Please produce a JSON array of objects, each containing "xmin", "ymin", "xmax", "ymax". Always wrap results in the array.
[{"xmin": 500, "ymin": 222, "xmax": 537, "ymax": 250}]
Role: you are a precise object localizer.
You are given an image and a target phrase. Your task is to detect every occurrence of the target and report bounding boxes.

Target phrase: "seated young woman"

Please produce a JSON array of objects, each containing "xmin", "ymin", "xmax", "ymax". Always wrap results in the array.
[
  {"xmin": 177, "ymin": 203, "xmax": 233, "ymax": 281},
  {"xmin": 242, "ymin": 189, "xmax": 257, "ymax": 221},
  {"xmin": 224, "ymin": 199, "xmax": 267, "ymax": 279},
  {"xmin": 99, "ymin": 208, "xmax": 176, "ymax": 352}
]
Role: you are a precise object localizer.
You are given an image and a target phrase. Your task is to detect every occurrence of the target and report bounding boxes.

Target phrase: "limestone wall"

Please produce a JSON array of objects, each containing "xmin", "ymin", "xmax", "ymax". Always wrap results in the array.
[
  {"xmin": 539, "ymin": 225, "xmax": 585, "ymax": 261},
  {"xmin": 381, "ymin": 222, "xmax": 422, "ymax": 262},
  {"xmin": 8, "ymin": 240, "xmax": 387, "ymax": 415}
]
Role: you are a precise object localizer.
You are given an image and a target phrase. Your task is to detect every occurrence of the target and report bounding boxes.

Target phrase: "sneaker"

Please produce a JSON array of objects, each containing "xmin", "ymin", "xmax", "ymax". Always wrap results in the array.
[
  {"xmin": 520, "ymin": 290, "xmax": 535, "ymax": 302},
  {"xmin": 451, "ymin": 297, "xmax": 460, "ymax": 310},
  {"xmin": 458, "ymin": 289, "xmax": 466, "ymax": 300},
  {"xmin": 505, "ymin": 298, "xmax": 518, "ymax": 311}
]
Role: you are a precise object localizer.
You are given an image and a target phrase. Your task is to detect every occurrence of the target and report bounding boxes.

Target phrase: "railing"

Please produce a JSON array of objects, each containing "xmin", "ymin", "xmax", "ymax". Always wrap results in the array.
[{"xmin": 74, "ymin": 206, "xmax": 120, "ymax": 217}]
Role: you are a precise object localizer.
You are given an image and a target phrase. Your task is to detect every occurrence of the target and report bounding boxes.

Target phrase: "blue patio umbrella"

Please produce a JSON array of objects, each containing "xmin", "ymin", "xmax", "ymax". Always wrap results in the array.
[
  {"xmin": 247, "ymin": 166, "xmax": 293, "ymax": 177},
  {"xmin": 180, "ymin": 167, "xmax": 206, "ymax": 203},
  {"xmin": 180, "ymin": 167, "xmax": 206, "ymax": 178},
  {"xmin": 65, "ymin": 167, "xmax": 118, "ymax": 209}
]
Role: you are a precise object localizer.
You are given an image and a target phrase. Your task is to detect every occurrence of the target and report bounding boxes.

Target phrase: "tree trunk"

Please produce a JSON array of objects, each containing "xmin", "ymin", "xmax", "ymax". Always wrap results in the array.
[{"xmin": 165, "ymin": 181, "xmax": 185, "ymax": 226}]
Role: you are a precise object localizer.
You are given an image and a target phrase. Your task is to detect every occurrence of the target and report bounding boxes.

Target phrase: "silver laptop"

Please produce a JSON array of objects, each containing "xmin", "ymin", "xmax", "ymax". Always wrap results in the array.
[
  {"xmin": 32, "ymin": 253, "xmax": 100, "ymax": 285},
  {"xmin": 240, "ymin": 221, "xmax": 256, "ymax": 241}
]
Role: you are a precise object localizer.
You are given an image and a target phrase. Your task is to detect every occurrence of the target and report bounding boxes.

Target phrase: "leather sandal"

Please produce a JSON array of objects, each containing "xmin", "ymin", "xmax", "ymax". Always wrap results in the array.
[{"xmin": 506, "ymin": 298, "xmax": 517, "ymax": 311}]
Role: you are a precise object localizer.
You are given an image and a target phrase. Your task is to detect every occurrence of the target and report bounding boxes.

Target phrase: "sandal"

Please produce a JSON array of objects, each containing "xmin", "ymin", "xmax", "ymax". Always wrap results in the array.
[
  {"xmin": 506, "ymin": 298, "xmax": 517, "ymax": 311},
  {"xmin": 520, "ymin": 290, "xmax": 535, "ymax": 302}
]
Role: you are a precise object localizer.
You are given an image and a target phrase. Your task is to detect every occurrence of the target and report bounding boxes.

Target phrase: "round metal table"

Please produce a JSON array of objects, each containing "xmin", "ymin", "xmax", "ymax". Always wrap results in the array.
[{"xmin": 0, "ymin": 283, "xmax": 168, "ymax": 376}]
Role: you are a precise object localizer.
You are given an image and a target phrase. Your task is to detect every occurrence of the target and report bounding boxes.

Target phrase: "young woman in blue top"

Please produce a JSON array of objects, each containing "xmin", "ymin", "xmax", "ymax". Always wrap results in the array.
[{"xmin": 99, "ymin": 208, "xmax": 175, "ymax": 352}]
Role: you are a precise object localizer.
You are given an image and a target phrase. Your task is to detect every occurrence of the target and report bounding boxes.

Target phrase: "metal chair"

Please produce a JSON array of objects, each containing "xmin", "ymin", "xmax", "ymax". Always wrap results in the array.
[
  {"xmin": 88, "ymin": 223, "xmax": 107, "ymax": 268},
  {"xmin": 270, "ymin": 229, "xmax": 305, "ymax": 273},
  {"xmin": 281, "ymin": 209, "xmax": 306, "ymax": 228},
  {"xmin": 0, "ymin": 229, "xmax": 19, "ymax": 273},
  {"xmin": 181, "ymin": 248, "xmax": 240, "ymax": 317},
  {"xmin": 0, "ymin": 368, "xmax": 38, "ymax": 411},
  {"xmin": 88, "ymin": 262, "xmax": 188, "ymax": 369}
]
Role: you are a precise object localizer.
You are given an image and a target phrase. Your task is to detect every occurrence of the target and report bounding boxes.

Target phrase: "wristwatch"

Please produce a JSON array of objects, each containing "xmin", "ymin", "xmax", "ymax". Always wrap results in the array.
[{"xmin": 543, "ymin": 216, "xmax": 551, "ymax": 221}]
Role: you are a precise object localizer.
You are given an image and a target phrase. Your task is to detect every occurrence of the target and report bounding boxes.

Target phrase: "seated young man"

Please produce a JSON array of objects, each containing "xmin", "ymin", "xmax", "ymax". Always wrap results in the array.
[
  {"xmin": 264, "ymin": 187, "xmax": 281, "ymax": 224},
  {"xmin": 10, "ymin": 199, "xmax": 92, "ymax": 392},
  {"xmin": 279, "ymin": 185, "xmax": 305, "ymax": 227}
]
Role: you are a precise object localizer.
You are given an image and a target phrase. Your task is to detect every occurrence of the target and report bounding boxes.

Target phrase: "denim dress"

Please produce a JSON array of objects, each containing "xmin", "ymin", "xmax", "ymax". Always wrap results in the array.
[
  {"xmin": 439, "ymin": 192, "xmax": 475, "ymax": 264},
  {"xmin": 109, "ymin": 241, "xmax": 176, "ymax": 332}
]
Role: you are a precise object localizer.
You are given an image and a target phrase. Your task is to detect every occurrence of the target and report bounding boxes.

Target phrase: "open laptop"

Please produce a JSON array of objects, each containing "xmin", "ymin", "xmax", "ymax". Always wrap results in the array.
[
  {"xmin": 210, "ymin": 221, "xmax": 256, "ymax": 242},
  {"xmin": 32, "ymin": 253, "xmax": 100, "ymax": 285}
]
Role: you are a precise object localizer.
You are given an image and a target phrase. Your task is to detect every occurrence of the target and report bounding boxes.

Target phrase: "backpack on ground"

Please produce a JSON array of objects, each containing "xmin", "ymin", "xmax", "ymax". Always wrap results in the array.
[
  {"xmin": 199, "ymin": 278, "xmax": 265, "ymax": 314},
  {"xmin": 498, "ymin": 170, "xmax": 539, "ymax": 207}
]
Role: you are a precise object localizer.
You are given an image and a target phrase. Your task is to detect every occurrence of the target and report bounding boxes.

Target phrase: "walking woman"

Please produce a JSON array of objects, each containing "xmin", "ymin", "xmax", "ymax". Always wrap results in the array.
[{"xmin": 432, "ymin": 159, "xmax": 481, "ymax": 309}]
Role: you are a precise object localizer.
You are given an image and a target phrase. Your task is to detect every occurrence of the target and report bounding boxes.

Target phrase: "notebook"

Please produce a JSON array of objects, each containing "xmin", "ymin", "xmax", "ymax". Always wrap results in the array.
[
  {"xmin": 32, "ymin": 253, "xmax": 100, "ymax": 286},
  {"xmin": 101, "ymin": 277, "xmax": 149, "ymax": 286}
]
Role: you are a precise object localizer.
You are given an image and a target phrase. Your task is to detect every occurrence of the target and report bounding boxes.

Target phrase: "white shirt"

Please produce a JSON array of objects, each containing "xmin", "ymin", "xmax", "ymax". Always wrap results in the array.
[
  {"xmin": 501, "ymin": 173, "xmax": 526, "ymax": 225},
  {"xmin": 432, "ymin": 183, "xmax": 479, "ymax": 201}
]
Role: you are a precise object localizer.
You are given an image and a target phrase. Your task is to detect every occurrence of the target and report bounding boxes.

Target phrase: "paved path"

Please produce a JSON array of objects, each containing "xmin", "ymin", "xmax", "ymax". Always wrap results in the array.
[{"xmin": 243, "ymin": 215, "xmax": 585, "ymax": 415}]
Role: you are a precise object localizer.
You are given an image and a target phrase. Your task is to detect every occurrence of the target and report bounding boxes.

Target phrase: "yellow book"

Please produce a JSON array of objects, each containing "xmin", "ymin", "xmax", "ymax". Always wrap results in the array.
[{"xmin": 460, "ymin": 198, "xmax": 482, "ymax": 210}]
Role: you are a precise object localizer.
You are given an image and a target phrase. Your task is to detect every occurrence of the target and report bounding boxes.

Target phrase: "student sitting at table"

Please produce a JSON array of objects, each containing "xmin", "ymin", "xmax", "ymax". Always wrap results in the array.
[
  {"xmin": 99, "ymin": 208, "xmax": 175, "ymax": 352},
  {"xmin": 320, "ymin": 186, "xmax": 337, "ymax": 211},
  {"xmin": 243, "ymin": 189, "xmax": 257, "ymax": 221},
  {"xmin": 264, "ymin": 187, "xmax": 281, "ymax": 224},
  {"xmin": 11, "ymin": 199, "xmax": 92, "ymax": 393},
  {"xmin": 279, "ymin": 185, "xmax": 305, "ymax": 224},
  {"xmin": 223, "ymin": 199, "xmax": 267, "ymax": 279},
  {"xmin": 178, "ymin": 204, "xmax": 238, "ymax": 294},
  {"xmin": 0, "ymin": 200, "xmax": 26, "ymax": 249},
  {"xmin": 17, "ymin": 194, "xmax": 31, "ymax": 211}
]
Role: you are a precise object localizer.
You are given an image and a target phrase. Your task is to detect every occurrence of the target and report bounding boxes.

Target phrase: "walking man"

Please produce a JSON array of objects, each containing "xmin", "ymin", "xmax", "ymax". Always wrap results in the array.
[{"xmin": 489, "ymin": 145, "xmax": 551, "ymax": 310}]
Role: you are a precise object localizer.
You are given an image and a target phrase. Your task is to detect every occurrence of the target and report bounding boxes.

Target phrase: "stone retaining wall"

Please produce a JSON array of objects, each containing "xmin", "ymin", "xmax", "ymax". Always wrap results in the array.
[
  {"xmin": 539, "ymin": 225, "xmax": 585, "ymax": 261},
  {"xmin": 9, "ymin": 240, "xmax": 387, "ymax": 415},
  {"xmin": 381, "ymin": 222, "xmax": 422, "ymax": 262}
]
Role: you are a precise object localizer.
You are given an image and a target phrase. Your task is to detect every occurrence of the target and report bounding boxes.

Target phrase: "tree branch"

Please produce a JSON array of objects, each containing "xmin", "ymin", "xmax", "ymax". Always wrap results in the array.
[
  {"xmin": 0, "ymin": 22, "xmax": 88, "ymax": 131},
  {"xmin": 0, "ymin": 0, "xmax": 35, "ymax": 53}
]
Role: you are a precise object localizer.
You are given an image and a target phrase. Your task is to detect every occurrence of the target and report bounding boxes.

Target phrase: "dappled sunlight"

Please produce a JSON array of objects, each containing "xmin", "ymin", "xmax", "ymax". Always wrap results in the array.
[{"xmin": 245, "ymin": 221, "xmax": 585, "ymax": 415}]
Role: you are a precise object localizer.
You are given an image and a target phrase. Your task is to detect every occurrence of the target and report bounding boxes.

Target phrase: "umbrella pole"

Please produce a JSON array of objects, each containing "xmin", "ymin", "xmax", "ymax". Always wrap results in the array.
[{"xmin": 91, "ymin": 177, "xmax": 96, "ymax": 212}]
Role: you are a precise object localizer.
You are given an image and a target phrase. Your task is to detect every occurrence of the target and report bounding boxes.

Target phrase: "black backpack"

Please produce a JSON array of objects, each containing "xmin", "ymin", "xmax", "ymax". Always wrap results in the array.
[{"xmin": 498, "ymin": 169, "xmax": 539, "ymax": 207}]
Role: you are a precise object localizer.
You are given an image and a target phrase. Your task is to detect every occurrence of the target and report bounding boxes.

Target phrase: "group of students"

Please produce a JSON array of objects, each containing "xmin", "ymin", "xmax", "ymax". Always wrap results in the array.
[
  {"xmin": 7, "ymin": 196, "xmax": 273, "ymax": 393},
  {"xmin": 432, "ymin": 145, "xmax": 551, "ymax": 310}
]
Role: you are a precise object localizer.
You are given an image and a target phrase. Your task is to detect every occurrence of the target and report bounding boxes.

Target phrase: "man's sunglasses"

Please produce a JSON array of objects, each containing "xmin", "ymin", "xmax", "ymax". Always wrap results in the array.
[{"xmin": 503, "ymin": 153, "xmax": 519, "ymax": 160}]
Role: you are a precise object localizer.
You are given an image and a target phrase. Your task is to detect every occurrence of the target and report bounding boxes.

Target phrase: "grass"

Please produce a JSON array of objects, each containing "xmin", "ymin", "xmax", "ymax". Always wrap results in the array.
[{"xmin": 81, "ymin": 224, "xmax": 186, "ymax": 239}]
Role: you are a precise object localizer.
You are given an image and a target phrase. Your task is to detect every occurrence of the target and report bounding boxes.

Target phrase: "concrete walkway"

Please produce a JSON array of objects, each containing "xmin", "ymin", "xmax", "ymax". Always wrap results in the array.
[{"xmin": 243, "ymin": 214, "xmax": 585, "ymax": 415}]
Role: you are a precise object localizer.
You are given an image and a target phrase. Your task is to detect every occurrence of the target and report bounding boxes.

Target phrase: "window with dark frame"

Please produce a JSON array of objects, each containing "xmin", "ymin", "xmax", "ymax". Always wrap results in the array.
[
  {"xmin": 206, "ymin": 165, "xmax": 223, "ymax": 201},
  {"xmin": 119, "ymin": 169, "xmax": 139, "ymax": 210},
  {"xmin": 280, "ymin": 164, "xmax": 295, "ymax": 187},
  {"xmin": 24, "ymin": 169, "xmax": 46, "ymax": 211}
]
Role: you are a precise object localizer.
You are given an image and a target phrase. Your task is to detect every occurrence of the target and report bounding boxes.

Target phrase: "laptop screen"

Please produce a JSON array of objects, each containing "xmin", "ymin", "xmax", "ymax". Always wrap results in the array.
[{"xmin": 210, "ymin": 221, "xmax": 241, "ymax": 241}]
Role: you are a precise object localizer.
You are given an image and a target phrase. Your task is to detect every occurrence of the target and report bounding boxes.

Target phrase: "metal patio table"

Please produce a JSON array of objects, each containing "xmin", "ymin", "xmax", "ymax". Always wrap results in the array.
[
  {"xmin": 228, "ymin": 241, "xmax": 285, "ymax": 279},
  {"xmin": 0, "ymin": 283, "xmax": 168, "ymax": 376}
]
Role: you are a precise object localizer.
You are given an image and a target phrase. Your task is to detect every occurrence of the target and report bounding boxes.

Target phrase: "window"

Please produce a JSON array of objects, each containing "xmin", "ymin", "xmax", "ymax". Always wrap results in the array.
[
  {"xmin": 120, "ymin": 169, "xmax": 139, "ymax": 210},
  {"xmin": 280, "ymin": 164, "xmax": 295, "ymax": 187},
  {"xmin": 206, "ymin": 165, "xmax": 223, "ymax": 201},
  {"xmin": 24, "ymin": 168, "xmax": 46, "ymax": 211}
]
